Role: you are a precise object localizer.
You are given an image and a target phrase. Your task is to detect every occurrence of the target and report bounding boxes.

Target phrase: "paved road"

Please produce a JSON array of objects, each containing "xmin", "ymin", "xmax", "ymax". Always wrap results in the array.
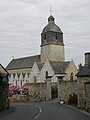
[{"xmin": 0, "ymin": 102, "xmax": 90, "ymax": 120}]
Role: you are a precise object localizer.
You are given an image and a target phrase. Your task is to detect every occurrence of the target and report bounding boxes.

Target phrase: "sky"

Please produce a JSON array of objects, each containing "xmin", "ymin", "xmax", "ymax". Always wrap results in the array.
[{"xmin": 0, "ymin": 0, "xmax": 90, "ymax": 67}]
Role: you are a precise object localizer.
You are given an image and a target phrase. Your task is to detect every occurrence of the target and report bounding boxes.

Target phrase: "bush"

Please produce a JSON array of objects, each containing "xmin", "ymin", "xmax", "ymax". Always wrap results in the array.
[
  {"xmin": 8, "ymin": 83, "xmax": 29, "ymax": 96},
  {"xmin": 0, "ymin": 71, "xmax": 3, "ymax": 80},
  {"xmin": 68, "ymin": 93, "xmax": 77, "ymax": 105},
  {"xmin": 0, "ymin": 81, "xmax": 9, "ymax": 112}
]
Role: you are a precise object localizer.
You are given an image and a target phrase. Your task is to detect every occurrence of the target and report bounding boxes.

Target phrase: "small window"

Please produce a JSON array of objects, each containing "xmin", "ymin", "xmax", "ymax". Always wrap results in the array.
[
  {"xmin": 21, "ymin": 81, "xmax": 22, "ymax": 86},
  {"xmin": 16, "ymin": 80, "xmax": 17, "ymax": 86},
  {"xmin": 13, "ymin": 73, "xmax": 15, "ymax": 79},
  {"xmin": 22, "ymin": 73, "xmax": 25, "ymax": 78},
  {"xmin": 46, "ymin": 71, "xmax": 48, "ymax": 78},
  {"xmin": 70, "ymin": 73, "xmax": 74, "ymax": 82},
  {"xmin": 44, "ymin": 34, "xmax": 46, "ymax": 40},
  {"xmin": 34, "ymin": 76, "xmax": 37, "ymax": 83},
  {"xmin": 55, "ymin": 34, "xmax": 58, "ymax": 40},
  {"xmin": 17, "ymin": 73, "xmax": 20, "ymax": 78}
]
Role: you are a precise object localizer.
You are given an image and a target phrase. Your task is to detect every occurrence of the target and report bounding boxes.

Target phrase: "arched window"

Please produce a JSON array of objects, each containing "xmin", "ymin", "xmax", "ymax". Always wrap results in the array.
[
  {"xmin": 22, "ymin": 73, "xmax": 25, "ymax": 79},
  {"xmin": 44, "ymin": 34, "xmax": 46, "ymax": 40},
  {"xmin": 21, "ymin": 80, "xmax": 22, "ymax": 86},
  {"xmin": 70, "ymin": 73, "xmax": 74, "ymax": 82},
  {"xmin": 16, "ymin": 80, "xmax": 17, "ymax": 86},
  {"xmin": 13, "ymin": 73, "xmax": 15, "ymax": 79},
  {"xmin": 46, "ymin": 71, "xmax": 48, "ymax": 79},
  {"xmin": 17, "ymin": 73, "xmax": 20, "ymax": 78}
]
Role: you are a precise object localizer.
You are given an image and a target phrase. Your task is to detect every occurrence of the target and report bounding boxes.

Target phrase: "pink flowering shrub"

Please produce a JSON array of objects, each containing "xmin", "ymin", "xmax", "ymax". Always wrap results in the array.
[
  {"xmin": 8, "ymin": 82, "xmax": 29, "ymax": 96},
  {"xmin": 8, "ymin": 84, "xmax": 20, "ymax": 96},
  {"xmin": 20, "ymin": 83, "xmax": 29, "ymax": 95}
]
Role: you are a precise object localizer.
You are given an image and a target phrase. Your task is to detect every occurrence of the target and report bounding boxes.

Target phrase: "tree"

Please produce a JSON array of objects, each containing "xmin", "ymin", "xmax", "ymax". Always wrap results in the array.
[
  {"xmin": 0, "ymin": 71, "xmax": 3, "ymax": 80},
  {"xmin": 78, "ymin": 63, "xmax": 83, "ymax": 70}
]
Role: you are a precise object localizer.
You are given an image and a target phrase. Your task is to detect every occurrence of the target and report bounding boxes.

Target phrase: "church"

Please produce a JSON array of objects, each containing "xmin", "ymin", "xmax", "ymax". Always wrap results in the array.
[{"xmin": 6, "ymin": 15, "xmax": 78, "ymax": 86}]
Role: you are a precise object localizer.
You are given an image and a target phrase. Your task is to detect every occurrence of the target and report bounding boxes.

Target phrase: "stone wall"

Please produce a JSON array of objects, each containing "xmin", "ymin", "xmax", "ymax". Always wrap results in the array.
[
  {"xmin": 61, "ymin": 80, "xmax": 78, "ymax": 104},
  {"xmin": 41, "ymin": 44, "xmax": 64, "ymax": 63},
  {"xmin": 9, "ymin": 94, "xmax": 29, "ymax": 102},
  {"xmin": 0, "ymin": 64, "xmax": 9, "ymax": 112},
  {"xmin": 9, "ymin": 80, "xmax": 52, "ymax": 102},
  {"xmin": 9, "ymin": 80, "xmax": 78, "ymax": 103},
  {"xmin": 29, "ymin": 83, "xmax": 47, "ymax": 102},
  {"xmin": 65, "ymin": 60, "xmax": 78, "ymax": 81},
  {"xmin": 77, "ymin": 77, "xmax": 90, "ymax": 109},
  {"xmin": 9, "ymin": 82, "xmax": 46, "ymax": 102},
  {"xmin": 85, "ymin": 82, "xmax": 90, "ymax": 112}
]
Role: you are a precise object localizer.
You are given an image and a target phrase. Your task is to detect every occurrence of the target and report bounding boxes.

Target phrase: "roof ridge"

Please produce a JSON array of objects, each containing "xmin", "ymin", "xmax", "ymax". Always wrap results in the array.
[
  {"xmin": 12, "ymin": 54, "xmax": 41, "ymax": 60},
  {"xmin": 6, "ymin": 55, "xmax": 41, "ymax": 70},
  {"xmin": 50, "ymin": 61, "xmax": 70, "ymax": 63}
]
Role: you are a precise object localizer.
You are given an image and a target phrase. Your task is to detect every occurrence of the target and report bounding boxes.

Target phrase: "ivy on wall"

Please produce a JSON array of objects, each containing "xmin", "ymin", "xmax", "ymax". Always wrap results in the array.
[{"xmin": 0, "ymin": 71, "xmax": 9, "ymax": 112}]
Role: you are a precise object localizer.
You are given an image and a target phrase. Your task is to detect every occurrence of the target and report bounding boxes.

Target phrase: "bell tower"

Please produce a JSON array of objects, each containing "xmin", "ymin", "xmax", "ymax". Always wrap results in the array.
[{"xmin": 41, "ymin": 15, "xmax": 65, "ymax": 63}]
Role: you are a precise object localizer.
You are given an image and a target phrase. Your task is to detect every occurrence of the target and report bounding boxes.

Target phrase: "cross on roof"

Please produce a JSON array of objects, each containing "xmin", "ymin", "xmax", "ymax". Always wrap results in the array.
[{"xmin": 50, "ymin": 6, "xmax": 52, "ymax": 15}]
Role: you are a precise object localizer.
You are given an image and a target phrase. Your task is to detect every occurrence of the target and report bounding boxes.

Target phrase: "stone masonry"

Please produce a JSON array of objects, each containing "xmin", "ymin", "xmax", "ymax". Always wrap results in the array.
[
  {"xmin": 85, "ymin": 82, "xmax": 90, "ymax": 112},
  {"xmin": 61, "ymin": 80, "xmax": 78, "ymax": 104}
]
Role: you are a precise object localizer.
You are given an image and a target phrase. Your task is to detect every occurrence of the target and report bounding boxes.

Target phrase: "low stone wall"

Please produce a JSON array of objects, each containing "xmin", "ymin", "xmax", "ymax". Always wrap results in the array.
[
  {"xmin": 61, "ymin": 80, "xmax": 78, "ymax": 104},
  {"xmin": 85, "ymin": 82, "xmax": 90, "ymax": 112},
  {"xmin": 9, "ymin": 82, "xmax": 52, "ymax": 102},
  {"xmin": 29, "ymin": 83, "xmax": 47, "ymax": 102},
  {"xmin": 9, "ymin": 94, "xmax": 29, "ymax": 102}
]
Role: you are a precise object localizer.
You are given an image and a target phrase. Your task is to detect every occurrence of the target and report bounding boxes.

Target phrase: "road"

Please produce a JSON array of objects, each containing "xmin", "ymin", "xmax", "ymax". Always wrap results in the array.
[{"xmin": 0, "ymin": 102, "xmax": 90, "ymax": 120}]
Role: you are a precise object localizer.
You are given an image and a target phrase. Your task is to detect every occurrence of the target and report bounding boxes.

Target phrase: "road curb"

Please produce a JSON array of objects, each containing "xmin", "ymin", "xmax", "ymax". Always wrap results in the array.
[{"xmin": 62, "ymin": 104, "xmax": 90, "ymax": 116}]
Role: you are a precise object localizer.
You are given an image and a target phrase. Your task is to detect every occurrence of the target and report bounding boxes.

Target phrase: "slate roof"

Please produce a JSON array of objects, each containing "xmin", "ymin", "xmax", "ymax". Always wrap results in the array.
[
  {"xmin": 76, "ymin": 66, "xmax": 90, "ymax": 77},
  {"xmin": 6, "ymin": 54, "xmax": 71, "ymax": 75},
  {"xmin": 50, "ymin": 61, "xmax": 70, "ymax": 74},
  {"xmin": 6, "ymin": 55, "xmax": 41, "ymax": 70},
  {"xmin": 42, "ymin": 22, "xmax": 62, "ymax": 33},
  {"xmin": 36, "ymin": 62, "xmax": 44, "ymax": 71},
  {"xmin": 42, "ymin": 15, "xmax": 62, "ymax": 33},
  {"xmin": 0, "ymin": 64, "xmax": 9, "ymax": 74}
]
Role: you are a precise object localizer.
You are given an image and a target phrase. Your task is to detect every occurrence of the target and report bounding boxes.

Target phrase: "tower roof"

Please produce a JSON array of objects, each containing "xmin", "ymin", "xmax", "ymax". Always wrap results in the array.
[
  {"xmin": 48, "ymin": 15, "xmax": 55, "ymax": 22},
  {"xmin": 42, "ymin": 15, "xmax": 62, "ymax": 33}
]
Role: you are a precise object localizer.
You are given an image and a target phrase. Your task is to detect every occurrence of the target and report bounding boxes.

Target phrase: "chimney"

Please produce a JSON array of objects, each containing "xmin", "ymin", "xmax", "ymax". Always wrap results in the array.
[{"xmin": 85, "ymin": 52, "xmax": 90, "ymax": 67}]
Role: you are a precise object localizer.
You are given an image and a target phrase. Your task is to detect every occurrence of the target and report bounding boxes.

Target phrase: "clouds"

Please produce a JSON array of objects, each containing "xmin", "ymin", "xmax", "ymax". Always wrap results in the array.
[
  {"xmin": 19, "ymin": 0, "xmax": 42, "ymax": 5},
  {"xmin": 0, "ymin": 0, "xmax": 90, "ymax": 67}
]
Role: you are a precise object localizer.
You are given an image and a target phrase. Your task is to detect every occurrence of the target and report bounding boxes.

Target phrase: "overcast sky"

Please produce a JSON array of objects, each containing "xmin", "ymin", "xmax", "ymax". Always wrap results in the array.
[{"xmin": 0, "ymin": 0, "xmax": 90, "ymax": 67}]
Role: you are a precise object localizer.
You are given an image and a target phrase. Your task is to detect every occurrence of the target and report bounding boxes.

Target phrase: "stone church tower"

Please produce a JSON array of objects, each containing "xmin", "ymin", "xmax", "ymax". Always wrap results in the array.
[
  {"xmin": 41, "ymin": 15, "xmax": 65, "ymax": 63},
  {"xmin": 6, "ymin": 14, "xmax": 78, "ymax": 87}
]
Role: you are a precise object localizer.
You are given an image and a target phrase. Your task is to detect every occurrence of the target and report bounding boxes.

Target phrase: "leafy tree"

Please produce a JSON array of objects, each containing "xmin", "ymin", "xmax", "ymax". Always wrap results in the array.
[
  {"xmin": 78, "ymin": 63, "xmax": 83, "ymax": 70},
  {"xmin": 0, "ymin": 71, "xmax": 3, "ymax": 80}
]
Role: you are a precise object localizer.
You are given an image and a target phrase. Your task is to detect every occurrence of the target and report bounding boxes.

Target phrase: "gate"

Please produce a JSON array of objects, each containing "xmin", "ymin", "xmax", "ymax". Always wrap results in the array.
[{"xmin": 51, "ymin": 83, "xmax": 58, "ymax": 99}]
